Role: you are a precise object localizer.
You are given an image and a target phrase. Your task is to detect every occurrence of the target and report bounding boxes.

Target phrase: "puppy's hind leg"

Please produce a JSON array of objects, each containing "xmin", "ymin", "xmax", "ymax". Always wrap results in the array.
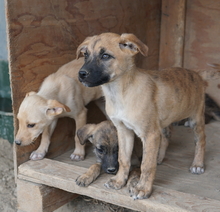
[
  {"xmin": 157, "ymin": 127, "xmax": 171, "ymax": 164},
  {"xmin": 30, "ymin": 120, "xmax": 58, "ymax": 160},
  {"xmin": 70, "ymin": 107, "xmax": 87, "ymax": 161},
  {"xmin": 189, "ymin": 112, "xmax": 206, "ymax": 174}
]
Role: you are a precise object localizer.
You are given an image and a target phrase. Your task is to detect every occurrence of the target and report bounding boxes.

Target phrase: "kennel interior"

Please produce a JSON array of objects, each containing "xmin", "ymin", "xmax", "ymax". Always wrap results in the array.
[{"xmin": 6, "ymin": 0, "xmax": 220, "ymax": 211}]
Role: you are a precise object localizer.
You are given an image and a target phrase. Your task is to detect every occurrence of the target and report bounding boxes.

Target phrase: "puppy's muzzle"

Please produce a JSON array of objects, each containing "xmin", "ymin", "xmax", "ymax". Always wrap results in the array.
[{"xmin": 79, "ymin": 69, "xmax": 90, "ymax": 81}]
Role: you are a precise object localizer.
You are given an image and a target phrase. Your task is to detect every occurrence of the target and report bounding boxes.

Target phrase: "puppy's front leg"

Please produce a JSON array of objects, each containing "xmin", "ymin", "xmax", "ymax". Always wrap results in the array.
[
  {"xmin": 130, "ymin": 131, "xmax": 161, "ymax": 199},
  {"xmin": 70, "ymin": 108, "xmax": 87, "ymax": 161},
  {"xmin": 30, "ymin": 120, "xmax": 57, "ymax": 160},
  {"xmin": 105, "ymin": 122, "xmax": 134, "ymax": 190},
  {"xmin": 75, "ymin": 163, "xmax": 101, "ymax": 187}
]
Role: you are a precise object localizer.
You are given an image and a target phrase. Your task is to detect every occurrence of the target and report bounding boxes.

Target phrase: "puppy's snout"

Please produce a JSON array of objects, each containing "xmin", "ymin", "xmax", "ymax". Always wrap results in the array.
[
  {"xmin": 107, "ymin": 167, "xmax": 117, "ymax": 174},
  {"xmin": 15, "ymin": 140, "xmax": 21, "ymax": 145},
  {"xmin": 79, "ymin": 69, "xmax": 89, "ymax": 80}
]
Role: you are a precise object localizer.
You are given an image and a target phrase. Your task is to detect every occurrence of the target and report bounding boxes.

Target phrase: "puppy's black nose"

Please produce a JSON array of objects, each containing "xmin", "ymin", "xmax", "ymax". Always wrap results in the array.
[
  {"xmin": 14, "ymin": 140, "xmax": 21, "ymax": 145},
  {"xmin": 107, "ymin": 167, "xmax": 117, "ymax": 174},
  {"xmin": 79, "ymin": 70, "xmax": 89, "ymax": 80}
]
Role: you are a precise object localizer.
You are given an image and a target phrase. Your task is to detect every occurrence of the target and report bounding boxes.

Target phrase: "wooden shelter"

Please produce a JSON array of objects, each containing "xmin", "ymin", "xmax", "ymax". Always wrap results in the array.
[{"xmin": 5, "ymin": 0, "xmax": 220, "ymax": 211}]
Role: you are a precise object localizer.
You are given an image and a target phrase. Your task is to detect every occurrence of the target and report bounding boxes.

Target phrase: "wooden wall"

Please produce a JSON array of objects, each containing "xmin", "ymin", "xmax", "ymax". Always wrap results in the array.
[
  {"xmin": 184, "ymin": 0, "xmax": 220, "ymax": 105},
  {"xmin": 160, "ymin": 0, "xmax": 220, "ymax": 105},
  {"xmin": 5, "ymin": 0, "xmax": 161, "ymax": 167}
]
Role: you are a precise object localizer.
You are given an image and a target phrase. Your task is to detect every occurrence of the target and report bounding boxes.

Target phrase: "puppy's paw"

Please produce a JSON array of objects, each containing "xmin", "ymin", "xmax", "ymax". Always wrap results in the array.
[
  {"xmin": 129, "ymin": 183, "xmax": 152, "ymax": 200},
  {"xmin": 190, "ymin": 165, "xmax": 205, "ymax": 174},
  {"xmin": 70, "ymin": 153, "xmax": 84, "ymax": 161},
  {"xmin": 75, "ymin": 174, "xmax": 93, "ymax": 187},
  {"xmin": 30, "ymin": 151, "xmax": 46, "ymax": 160},
  {"xmin": 70, "ymin": 148, "xmax": 85, "ymax": 161},
  {"xmin": 127, "ymin": 169, "xmax": 140, "ymax": 194},
  {"xmin": 104, "ymin": 176, "xmax": 126, "ymax": 190}
]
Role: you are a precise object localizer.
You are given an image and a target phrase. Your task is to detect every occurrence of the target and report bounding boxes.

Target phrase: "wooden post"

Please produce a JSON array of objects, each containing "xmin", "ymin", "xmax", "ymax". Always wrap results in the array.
[
  {"xmin": 17, "ymin": 179, "xmax": 78, "ymax": 212},
  {"xmin": 159, "ymin": 0, "xmax": 186, "ymax": 69}
]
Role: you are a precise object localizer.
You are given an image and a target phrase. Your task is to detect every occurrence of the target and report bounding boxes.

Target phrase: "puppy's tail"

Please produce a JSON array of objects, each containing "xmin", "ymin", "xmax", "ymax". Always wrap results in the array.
[{"xmin": 193, "ymin": 63, "xmax": 220, "ymax": 80}]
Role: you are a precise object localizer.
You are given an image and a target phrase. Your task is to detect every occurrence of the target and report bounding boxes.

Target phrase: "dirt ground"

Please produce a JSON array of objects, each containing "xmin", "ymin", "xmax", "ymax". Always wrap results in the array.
[{"xmin": 0, "ymin": 138, "xmax": 136, "ymax": 212}]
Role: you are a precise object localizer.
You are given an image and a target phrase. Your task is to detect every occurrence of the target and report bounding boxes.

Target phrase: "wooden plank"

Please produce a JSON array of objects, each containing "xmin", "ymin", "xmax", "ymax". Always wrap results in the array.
[
  {"xmin": 17, "ymin": 122, "xmax": 220, "ymax": 211},
  {"xmin": 17, "ymin": 179, "xmax": 78, "ymax": 212},
  {"xmin": 183, "ymin": 0, "xmax": 220, "ymax": 106},
  {"xmin": 138, "ymin": 0, "xmax": 161, "ymax": 70},
  {"xmin": 18, "ymin": 157, "xmax": 220, "ymax": 212},
  {"xmin": 55, "ymin": 122, "xmax": 220, "ymax": 203},
  {"xmin": 159, "ymin": 0, "xmax": 186, "ymax": 69}
]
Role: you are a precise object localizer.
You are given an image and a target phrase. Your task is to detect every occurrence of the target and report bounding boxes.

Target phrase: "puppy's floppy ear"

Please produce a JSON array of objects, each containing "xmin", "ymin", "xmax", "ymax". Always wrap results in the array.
[
  {"xmin": 76, "ymin": 36, "xmax": 94, "ymax": 59},
  {"xmin": 119, "ymin": 33, "xmax": 148, "ymax": 57},
  {"xmin": 25, "ymin": 91, "xmax": 37, "ymax": 97},
  {"xmin": 77, "ymin": 124, "xmax": 97, "ymax": 145},
  {"xmin": 46, "ymin": 99, "xmax": 71, "ymax": 116}
]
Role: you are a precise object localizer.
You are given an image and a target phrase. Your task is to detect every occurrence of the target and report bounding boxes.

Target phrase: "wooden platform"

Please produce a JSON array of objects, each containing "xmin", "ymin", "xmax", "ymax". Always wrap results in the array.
[{"xmin": 18, "ymin": 122, "xmax": 220, "ymax": 212}]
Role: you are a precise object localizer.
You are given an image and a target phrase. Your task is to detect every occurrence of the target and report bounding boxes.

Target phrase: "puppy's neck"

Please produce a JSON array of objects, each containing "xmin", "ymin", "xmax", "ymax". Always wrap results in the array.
[{"xmin": 101, "ymin": 67, "xmax": 136, "ymax": 101}]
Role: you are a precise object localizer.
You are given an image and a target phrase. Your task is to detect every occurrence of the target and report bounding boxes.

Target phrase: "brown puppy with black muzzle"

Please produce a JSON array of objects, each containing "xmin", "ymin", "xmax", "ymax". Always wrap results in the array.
[
  {"xmin": 75, "ymin": 120, "xmax": 119, "ymax": 187},
  {"xmin": 76, "ymin": 32, "xmax": 219, "ymax": 199}
]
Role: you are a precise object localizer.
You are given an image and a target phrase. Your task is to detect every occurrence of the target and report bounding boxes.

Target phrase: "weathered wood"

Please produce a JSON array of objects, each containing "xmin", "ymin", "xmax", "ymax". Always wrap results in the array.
[
  {"xmin": 18, "ymin": 157, "xmax": 220, "ymax": 212},
  {"xmin": 17, "ymin": 179, "xmax": 78, "ymax": 212},
  {"xmin": 18, "ymin": 122, "xmax": 220, "ymax": 211},
  {"xmin": 159, "ymin": 0, "xmax": 186, "ymax": 69},
  {"xmin": 56, "ymin": 122, "xmax": 220, "ymax": 202},
  {"xmin": 183, "ymin": 0, "xmax": 220, "ymax": 106}
]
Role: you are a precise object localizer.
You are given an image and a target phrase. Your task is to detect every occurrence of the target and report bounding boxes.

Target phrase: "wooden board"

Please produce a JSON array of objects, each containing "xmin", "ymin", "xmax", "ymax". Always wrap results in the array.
[
  {"xmin": 17, "ymin": 179, "xmax": 78, "ymax": 212},
  {"xmin": 18, "ymin": 122, "xmax": 220, "ymax": 211},
  {"xmin": 183, "ymin": 0, "xmax": 220, "ymax": 105},
  {"xmin": 159, "ymin": 0, "xmax": 186, "ymax": 69}
]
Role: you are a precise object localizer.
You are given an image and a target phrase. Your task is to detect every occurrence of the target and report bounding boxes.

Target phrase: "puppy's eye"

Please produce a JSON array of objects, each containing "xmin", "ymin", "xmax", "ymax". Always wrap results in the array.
[
  {"xmin": 84, "ymin": 52, "xmax": 89, "ymax": 59},
  {"xmin": 27, "ymin": 124, "xmax": 35, "ymax": 128},
  {"xmin": 101, "ymin": 54, "xmax": 111, "ymax": 60},
  {"xmin": 96, "ymin": 147, "xmax": 104, "ymax": 154}
]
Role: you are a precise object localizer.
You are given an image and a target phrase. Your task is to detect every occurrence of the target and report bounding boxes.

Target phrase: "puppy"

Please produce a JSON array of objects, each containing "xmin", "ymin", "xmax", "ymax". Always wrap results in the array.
[
  {"xmin": 75, "ymin": 120, "xmax": 118, "ymax": 187},
  {"xmin": 75, "ymin": 120, "xmax": 141, "ymax": 187},
  {"xmin": 15, "ymin": 58, "xmax": 103, "ymax": 161},
  {"xmin": 76, "ymin": 32, "xmax": 220, "ymax": 199}
]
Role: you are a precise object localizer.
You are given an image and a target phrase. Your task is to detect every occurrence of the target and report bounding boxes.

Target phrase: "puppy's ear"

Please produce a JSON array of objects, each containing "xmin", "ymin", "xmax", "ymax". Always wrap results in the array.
[
  {"xmin": 119, "ymin": 33, "xmax": 148, "ymax": 57},
  {"xmin": 46, "ymin": 99, "xmax": 71, "ymax": 116},
  {"xmin": 25, "ymin": 91, "xmax": 37, "ymax": 97},
  {"xmin": 77, "ymin": 124, "xmax": 97, "ymax": 145},
  {"xmin": 76, "ymin": 36, "xmax": 95, "ymax": 59}
]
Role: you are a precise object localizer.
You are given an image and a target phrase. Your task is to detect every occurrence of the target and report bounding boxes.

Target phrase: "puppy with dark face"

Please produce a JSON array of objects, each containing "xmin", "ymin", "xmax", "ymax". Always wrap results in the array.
[
  {"xmin": 75, "ymin": 120, "xmax": 119, "ymax": 187},
  {"xmin": 76, "ymin": 32, "xmax": 220, "ymax": 199}
]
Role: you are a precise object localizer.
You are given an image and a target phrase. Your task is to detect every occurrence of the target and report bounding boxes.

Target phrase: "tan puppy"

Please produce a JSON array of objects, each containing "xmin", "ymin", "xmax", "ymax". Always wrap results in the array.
[
  {"xmin": 15, "ymin": 58, "xmax": 103, "ymax": 161},
  {"xmin": 76, "ymin": 32, "xmax": 219, "ymax": 199}
]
